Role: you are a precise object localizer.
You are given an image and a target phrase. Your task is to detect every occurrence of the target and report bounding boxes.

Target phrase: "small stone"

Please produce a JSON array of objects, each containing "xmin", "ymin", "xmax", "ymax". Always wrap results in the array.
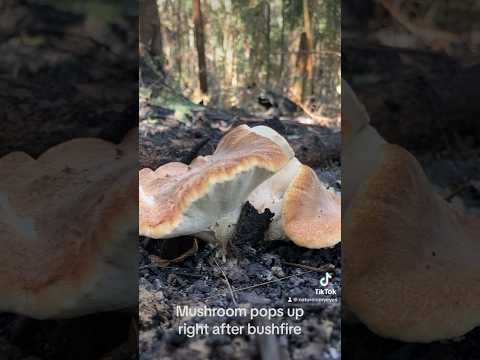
[{"xmin": 271, "ymin": 266, "xmax": 285, "ymax": 278}]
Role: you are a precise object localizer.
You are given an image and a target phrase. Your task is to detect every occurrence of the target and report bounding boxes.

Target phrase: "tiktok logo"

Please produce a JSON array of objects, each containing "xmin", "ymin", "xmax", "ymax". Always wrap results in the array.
[{"xmin": 320, "ymin": 272, "xmax": 333, "ymax": 287}]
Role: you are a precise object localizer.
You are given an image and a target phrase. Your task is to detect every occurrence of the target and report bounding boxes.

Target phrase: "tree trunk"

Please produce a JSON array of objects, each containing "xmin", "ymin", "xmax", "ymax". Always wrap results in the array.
[
  {"xmin": 290, "ymin": 32, "xmax": 308, "ymax": 102},
  {"xmin": 176, "ymin": 0, "xmax": 183, "ymax": 83},
  {"xmin": 303, "ymin": 0, "xmax": 314, "ymax": 98},
  {"xmin": 192, "ymin": 0, "xmax": 208, "ymax": 94},
  {"xmin": 264, "ymin": 1, "xmax": 271, "ymax": 86},
  {"xmin": 279, "ymin": 0, "xmax": 287, "ymax": 88},
  {"xmin": 139, "ymin": 0, "xmax": 164, "ymax": 61}
]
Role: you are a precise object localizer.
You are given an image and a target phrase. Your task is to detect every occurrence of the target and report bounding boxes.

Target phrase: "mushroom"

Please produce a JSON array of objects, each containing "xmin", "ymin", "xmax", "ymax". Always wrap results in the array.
[
  {"xmin": 0, "ymin": 130, "xmax": 138, "ymax": 319},
  {"xmin": 343, "ymin": 80, "xmax": 480, "ymax": 342},
  {"xmin": 248, "ymin": 158, "xmax": 341, "ymax": 248},
  {"xmin": 139, "ymin": 125, "xmax": 295, "ymax": 243}
]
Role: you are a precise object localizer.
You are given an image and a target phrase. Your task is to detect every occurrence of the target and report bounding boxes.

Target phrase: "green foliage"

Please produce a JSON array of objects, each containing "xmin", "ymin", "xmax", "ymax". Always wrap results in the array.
[{"xmin": 150, "ymin": 93, "xmax": 195, "ymax": 118}]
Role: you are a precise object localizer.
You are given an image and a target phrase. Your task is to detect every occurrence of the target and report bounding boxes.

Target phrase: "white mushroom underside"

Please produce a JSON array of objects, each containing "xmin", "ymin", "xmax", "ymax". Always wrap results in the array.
[{"xmin": 161, "ymin": 166, "xmax": 274, "ymax": 243}]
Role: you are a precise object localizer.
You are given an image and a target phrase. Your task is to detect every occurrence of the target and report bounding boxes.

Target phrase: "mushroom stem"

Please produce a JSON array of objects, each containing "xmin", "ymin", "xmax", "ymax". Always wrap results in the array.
[{"xmin": 195, "ymin": 207, "xmax": 242, "ymax": 244}]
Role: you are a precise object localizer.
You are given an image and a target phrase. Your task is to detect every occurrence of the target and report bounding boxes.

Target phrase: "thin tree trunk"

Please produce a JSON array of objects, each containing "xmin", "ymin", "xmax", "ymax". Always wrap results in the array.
[
  {"xmin": 139, "ymin": 0, "xmax": 164, "ymax": 61},
  {"xmin": 232, "ymin": 40, "xmax": 238, "ymax": 89},
  {"xmin": 264, "ymin": 1, "xmax": 271, "ymax": 86},
  {"xmin": 289, "ymin": 32, "xmax": 308, "ymax": 102},
  {"xmin": 203, "ymin": 0, "xmax": 210, "ymax": 70},
  {"xmin": 223, "ymin": 3, "xmax": 233, "ymax": 91},
  {"xmin": 279, "ymin": 0, "xmax": 286, "ymax": 88},
  {"xmin": 303, "ymin": 0, "xmax": 314, "ymax": 98},
  {"xmin": 242, "ymin": 27, "xmax": 251, "ymax": 85},
  {"xmin": 176, "ymin": 0, "xmax": 183, "ymax": 83},
  {"xmin": 192, "ymin": 0, "xmax": 208, "ymax": 94}
]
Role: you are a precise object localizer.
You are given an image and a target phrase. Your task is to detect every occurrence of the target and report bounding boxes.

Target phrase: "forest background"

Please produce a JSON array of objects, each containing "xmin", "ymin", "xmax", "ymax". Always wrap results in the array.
[{"xmin": 139, "ymin": 0, "xmax": 341, "ymax": 119}]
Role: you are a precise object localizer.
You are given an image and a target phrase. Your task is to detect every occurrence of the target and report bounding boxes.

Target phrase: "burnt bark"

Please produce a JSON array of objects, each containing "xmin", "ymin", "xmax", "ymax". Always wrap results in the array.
[{"xmin": 192, "ymin": 0, "xmax": 208, "ymax": 94}]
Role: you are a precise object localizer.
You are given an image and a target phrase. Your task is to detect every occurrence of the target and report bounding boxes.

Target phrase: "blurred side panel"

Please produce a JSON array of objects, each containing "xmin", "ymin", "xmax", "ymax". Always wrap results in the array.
[
  {"xmin": 342, "ymin": 0, "xmax": 480, "ymax": 358},
  {"xmin": 0, "ymin": 1, "xmax": 138, "ymax": 359}
]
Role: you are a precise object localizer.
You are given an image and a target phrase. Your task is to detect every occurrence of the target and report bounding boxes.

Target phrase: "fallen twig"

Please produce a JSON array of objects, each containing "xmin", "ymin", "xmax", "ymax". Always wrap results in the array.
[
  {"xmin": 283, "ymin": 261, "xmax": 334, "ymax": 273},
  {"xmin": 203, "ymin": 270, "xmax": 315, "ymax": 302},
  {"xmin": 213, "ymin": 257, "xmax": 238, "ymax": 307}
]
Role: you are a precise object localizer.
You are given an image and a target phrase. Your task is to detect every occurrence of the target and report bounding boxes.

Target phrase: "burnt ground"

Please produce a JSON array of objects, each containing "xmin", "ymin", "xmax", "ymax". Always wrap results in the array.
[
  {"xmin": 138, "ymin": 98, "xmax": 342, "ymax": 359},
  {"xmin": 139, "ymin": 216, "xmax": 342, "ymax": 360},
  {"xmin": 138, "ymin": 106, "xmax": 340, "ymax": 171}
]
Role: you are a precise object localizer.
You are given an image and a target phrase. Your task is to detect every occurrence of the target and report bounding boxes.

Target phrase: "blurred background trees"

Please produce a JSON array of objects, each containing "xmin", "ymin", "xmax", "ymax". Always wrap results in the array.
[{"xmin": 140, "ymin": 0, "xmax": 340, "ymax": 118}]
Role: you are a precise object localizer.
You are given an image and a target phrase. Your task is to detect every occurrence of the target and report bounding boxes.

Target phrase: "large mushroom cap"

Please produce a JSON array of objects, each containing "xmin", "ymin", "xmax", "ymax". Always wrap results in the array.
[
  {"xmin": 139, "ymin": 125, "xmax": 294, "ymax": 241},
  {"xmin": 0, "ymin": 131, "xmax": 138, "ymax": 319},
  {"xmin": 343, "ymin": 79, "xmax": 480, "ymax": 342},
  {"xmin": 344, "ymin": 143, "xmax": 480, "ymax": 342}
]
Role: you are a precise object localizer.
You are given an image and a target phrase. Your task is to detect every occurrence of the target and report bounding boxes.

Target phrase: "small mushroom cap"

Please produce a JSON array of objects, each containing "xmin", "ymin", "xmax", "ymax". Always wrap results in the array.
[
  {"xmin": 0, "ymin": 131, "xmax": 138, "ymax": 319},
  {"xmin": 248, "ymin": 158, "xmax": 341, "ymax": 248},
  {"xmin": 139, "ymin": 125, "xmax": 294, "ymax": 240},
  {"xmin": 282, "ymin": 164, "xmax": 341, "ymax": 249}
]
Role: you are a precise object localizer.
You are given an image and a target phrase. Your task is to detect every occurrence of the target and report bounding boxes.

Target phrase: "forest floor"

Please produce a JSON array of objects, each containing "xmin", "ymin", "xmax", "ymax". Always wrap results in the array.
[{"xmin": 138, "ymin": 85, "xmax": 342, "ymax": 360}]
